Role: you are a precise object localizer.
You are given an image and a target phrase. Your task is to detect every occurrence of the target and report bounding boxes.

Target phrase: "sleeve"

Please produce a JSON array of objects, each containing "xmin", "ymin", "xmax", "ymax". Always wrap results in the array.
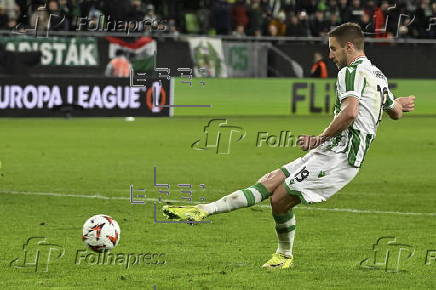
[
  {"xmin": 383, "ymin": 87, "xmax": 396, "ymax": 111},
  {"xmin": 337, "ymin": 66, "xmax": 365, "ymax": 101}
]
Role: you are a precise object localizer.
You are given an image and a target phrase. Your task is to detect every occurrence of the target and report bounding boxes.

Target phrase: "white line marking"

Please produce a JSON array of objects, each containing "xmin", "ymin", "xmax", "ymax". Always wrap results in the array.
[
  {"xmin": 1, "ymin": 190, "xmax": 436, "ymax": 217},
  {"xmin": 270, "ymin": 205, "xmax": 436, "ymax": 216}
]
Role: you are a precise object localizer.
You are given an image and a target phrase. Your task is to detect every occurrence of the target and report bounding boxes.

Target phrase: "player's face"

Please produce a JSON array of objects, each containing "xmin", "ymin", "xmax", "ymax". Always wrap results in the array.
[{"xmin": 329, "ymin": 37, "xmax": 347, "ymax": 69}]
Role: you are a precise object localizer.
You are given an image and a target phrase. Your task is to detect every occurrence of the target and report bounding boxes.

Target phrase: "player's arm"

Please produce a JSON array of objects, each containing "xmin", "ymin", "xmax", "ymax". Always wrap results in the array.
[
  {"xmin": 386, "ymin": 95, "xmax": 415, "ymax": 120},
  {"xmin": 385, "ymin": 93, "xmax": 415, "ymax": 120},
  {"xmin": 319, "ymin": 96, "xmax": 359, "ymax": 139},
  {"xmin": 385, "ymin": 99, "xmax": 403, "ymax": 120},
  {"xmin": 299, "ymin": 65, "xmax": 364, "ymax": 151},
  {"xmin": 297, "ymin": 97, "xmax": 359, "ymax": 151}
]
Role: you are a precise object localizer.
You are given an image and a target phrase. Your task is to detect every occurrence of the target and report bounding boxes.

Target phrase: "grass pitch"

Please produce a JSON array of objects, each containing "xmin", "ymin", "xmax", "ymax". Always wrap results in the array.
[{"xmin": 0, "ymin": 78, "xmax": 435, "ymax": 289}]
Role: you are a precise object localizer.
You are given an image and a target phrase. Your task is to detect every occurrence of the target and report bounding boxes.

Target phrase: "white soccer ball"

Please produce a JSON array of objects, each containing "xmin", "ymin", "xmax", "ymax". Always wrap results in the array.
[{"xmin": 82, "ymin": 214, "xmax": 120, "ymax": 252}]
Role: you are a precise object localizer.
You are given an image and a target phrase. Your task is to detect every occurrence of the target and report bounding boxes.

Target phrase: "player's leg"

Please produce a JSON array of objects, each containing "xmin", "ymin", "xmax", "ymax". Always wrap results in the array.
[
  {"xmin": 163, "ymin": 169, "xmax": 286, "ymax": 220},
  {"xmin": 263, "ymin": 151, "xmax": 361, "ymax": 269},
  {"xmin": 198, "ymin": 169, "xmax": 286, "ymax": 214},
  {"xmin": 262, "ymin": 184, "xmax": 300, "ymax": 269},
  {"xmin": 271, "ymin": 184, "xmax": 300, "ymax": 258}
]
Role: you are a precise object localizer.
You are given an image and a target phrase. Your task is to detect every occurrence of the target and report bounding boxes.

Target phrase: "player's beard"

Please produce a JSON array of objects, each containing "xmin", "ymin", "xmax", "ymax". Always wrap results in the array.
[
  {"xmin": 333, "ymin": 60, "xmax": 342, "ymax": 70},
  {"xmin": 336, "ymin": 51, "xmax": 347, "ymax": 69}
]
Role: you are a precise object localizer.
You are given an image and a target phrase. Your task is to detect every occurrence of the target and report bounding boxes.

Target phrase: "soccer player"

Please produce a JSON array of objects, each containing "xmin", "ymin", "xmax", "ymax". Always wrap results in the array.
[{"xmin": 163, "ymin": 23, "xmax": 416, "ymax": 269}]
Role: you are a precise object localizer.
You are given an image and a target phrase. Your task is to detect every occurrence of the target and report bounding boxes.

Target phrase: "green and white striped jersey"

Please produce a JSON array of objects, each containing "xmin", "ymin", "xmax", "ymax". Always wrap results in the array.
[{"xmin": 322, "ymin": 56, "xmax": 395, "ymax": 168}]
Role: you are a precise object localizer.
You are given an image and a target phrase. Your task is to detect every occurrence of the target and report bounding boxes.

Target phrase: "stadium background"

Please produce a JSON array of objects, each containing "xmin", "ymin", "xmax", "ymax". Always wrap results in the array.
[{"xmin": 1, "ymin": 0, "xmax": 436, "ymax": 289}]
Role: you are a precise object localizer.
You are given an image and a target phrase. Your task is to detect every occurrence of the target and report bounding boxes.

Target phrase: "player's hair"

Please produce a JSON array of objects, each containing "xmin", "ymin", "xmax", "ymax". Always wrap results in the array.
[{"xmin": 328, "ymin": 22, "xmax": 364, "ymax": 50}]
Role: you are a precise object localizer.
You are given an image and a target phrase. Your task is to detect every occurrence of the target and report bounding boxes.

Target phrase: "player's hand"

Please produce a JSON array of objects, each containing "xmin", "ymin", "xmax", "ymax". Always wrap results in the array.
[
  {"xmin": 297, "ymin": 135, "xmax": 324, "ymax": 151},
  {"xmin": 396, "ymin": 95, "xmax": 416, "ymax": 112}
]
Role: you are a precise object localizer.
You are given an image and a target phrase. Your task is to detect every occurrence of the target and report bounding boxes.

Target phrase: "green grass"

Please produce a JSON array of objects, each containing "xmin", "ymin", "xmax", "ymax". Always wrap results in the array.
[
  {"xmin": 1, "ymin": 116, "xmax": 436, "ymax": 289},
  {"xmin": 0, "ymin": 78, "xmax": 436, "ymax": 289}
]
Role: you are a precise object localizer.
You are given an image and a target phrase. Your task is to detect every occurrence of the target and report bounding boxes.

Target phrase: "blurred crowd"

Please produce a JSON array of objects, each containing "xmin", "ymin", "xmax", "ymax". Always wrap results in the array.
[{"xmin": 1, "ymin": 0, "xmax": 435, "ymax": 38}]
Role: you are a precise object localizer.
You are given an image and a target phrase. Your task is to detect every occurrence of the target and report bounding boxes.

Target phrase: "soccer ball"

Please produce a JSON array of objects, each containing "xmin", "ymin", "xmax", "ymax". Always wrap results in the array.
[{"xmin": 82, "ymin": 214, "xmax": 120, "ymax": 252}]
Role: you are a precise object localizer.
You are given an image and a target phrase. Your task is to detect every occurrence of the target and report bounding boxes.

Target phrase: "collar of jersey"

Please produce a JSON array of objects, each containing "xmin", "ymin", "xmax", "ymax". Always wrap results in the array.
[{"xmin": 349, "ymin": 56, "xmax": 367, "ymax": 66}]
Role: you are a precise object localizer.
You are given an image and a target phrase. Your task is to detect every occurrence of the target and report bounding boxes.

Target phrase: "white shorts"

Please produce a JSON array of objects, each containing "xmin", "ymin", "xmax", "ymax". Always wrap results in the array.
[{"xmin": 280, "ymin": 149, "xmax": 359, "ymax": 204}]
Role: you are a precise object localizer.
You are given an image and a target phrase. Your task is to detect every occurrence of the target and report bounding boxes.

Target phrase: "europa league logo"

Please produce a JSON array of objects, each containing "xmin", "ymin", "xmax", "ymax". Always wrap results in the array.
[{"xmin": 146, "ymin": 81, "xmax": 167, "ymax": 113}]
